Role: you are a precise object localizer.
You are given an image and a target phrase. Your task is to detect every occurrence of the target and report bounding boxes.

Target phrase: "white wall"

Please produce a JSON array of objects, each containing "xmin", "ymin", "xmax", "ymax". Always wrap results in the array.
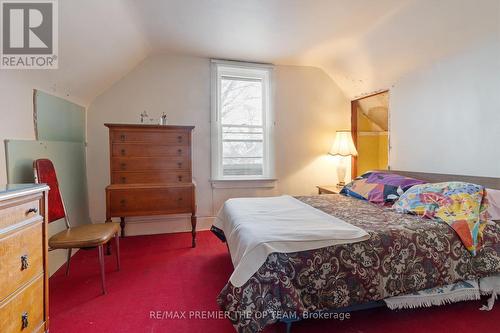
[
  {"xmin": 274, "ymin": 65, "xmax": 349, "ymax": 194},
  {"xmin": 0, "ymin": 0, "xmax": 148, "ymax": 185},
  {"xmin": 390, "ymin": 40, "xmax": 500, "ymax": 177},
  {"xmin": 0, "ymin": 0, "xmax": 148, "ymax": 273},
  {"xmin": 0, "ymin": 73, "xmax": 88, "ymax": 275},
  {"xmin": 86, "ymin": 54, "xmax": 349, "ymax": 234},
  {"xmin": 0, "ymin": 74, "xmax": 80, "ymax": 185}
]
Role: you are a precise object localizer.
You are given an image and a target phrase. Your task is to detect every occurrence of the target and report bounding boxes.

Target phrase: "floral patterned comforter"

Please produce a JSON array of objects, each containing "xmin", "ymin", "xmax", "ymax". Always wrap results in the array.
[{"xmin": 217, "ymin": 194, "xmax": 500, "ymax": 333}]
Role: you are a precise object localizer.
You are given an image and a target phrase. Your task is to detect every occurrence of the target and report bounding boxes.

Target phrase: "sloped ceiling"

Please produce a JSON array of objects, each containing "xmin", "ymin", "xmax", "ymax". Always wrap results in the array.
[
  {"xmin": 124, "ymin": 0, "xmax": 500, "ymax": 99},
  {"xmin": 51, "ymin": 0, "xmax": 500, "ymax": 104},
  {"xmin": 39, "ymin": 0, "xmax": 150, "ymax": 105},
  {"xmin": 357, "ymin": 92, "xmax": 389, "ymax": 131}
]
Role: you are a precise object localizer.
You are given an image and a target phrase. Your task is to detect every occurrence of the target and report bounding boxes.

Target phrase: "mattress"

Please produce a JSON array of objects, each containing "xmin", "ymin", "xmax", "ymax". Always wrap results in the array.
[{"xmin": 216, "ymin": 194, "xmax": 500, "ymax": 333}]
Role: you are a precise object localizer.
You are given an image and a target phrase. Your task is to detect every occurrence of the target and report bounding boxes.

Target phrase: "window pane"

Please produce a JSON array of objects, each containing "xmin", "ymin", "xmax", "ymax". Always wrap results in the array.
[
  {"xmin": 222, "ymin": 141, "xmax": 263, "ymax": 159},
  {"xmin": 222, "ymin": 125, "xmax": 263, "ymax": 141},
  {"xmin": 223, "ymin": 158, "xmax": 263, "ymax": 176},
  {"xmin": 220, "ymin": 76, "xmax": 265, "ymax": 176},
  {"xmin": 213, "ymin": 63, "xmax": 273, "ymax": 179},
  {"xmin": 220, "ymin": 77, "xmax": 262, "ymax": 126},
  {"xmin": 222, "ymin": 127, "xmax": 263, "ymax": 176}
]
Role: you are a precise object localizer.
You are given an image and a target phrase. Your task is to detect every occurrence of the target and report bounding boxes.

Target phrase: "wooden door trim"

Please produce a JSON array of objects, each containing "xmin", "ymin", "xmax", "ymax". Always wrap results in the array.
[
  {"xmin": 352, "ymin": 89, "xmax": 389, "ymax": 102},
  {"xmin": 350, "ymin": 100, "xmax": 358, "ymax": 179}
]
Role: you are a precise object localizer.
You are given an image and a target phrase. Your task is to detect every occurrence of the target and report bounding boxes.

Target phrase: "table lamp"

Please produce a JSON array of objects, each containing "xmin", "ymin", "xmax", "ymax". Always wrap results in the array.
[{"xmin": 328, "ymin": 130, "xmax": 358, "ymax": 186}]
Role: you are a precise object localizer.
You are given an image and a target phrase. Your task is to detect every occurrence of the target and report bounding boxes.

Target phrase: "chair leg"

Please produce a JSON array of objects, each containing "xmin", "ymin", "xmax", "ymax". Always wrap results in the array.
[
  {"xmin": 191, "ymin": 215, "xmax": 197, "ymax": 248},
  {"xmin": 98, "ymin": 245, "xmax": 107, "ymax": 295},
  {"xmin": 106, "ymin": 242, "xmax": 112, "ymax": 256},
  {"xmin": 114, "ymin": 233, "xmax": 121, "ymax": 271},
  {"xmin": 65, "ymin": 248, "xmax": 72, "ymax": 276}
]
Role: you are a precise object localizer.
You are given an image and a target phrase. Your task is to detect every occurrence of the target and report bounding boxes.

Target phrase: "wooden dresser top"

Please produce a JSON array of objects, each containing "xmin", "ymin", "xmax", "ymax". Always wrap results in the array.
[{"xmin": 105, "ymin": 123, "xmax": 195, "ymax": 130}]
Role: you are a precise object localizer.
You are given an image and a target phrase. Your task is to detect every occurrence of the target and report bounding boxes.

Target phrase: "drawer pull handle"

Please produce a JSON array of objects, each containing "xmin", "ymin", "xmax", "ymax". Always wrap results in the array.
[
  {"xmin": 121, "ymin": 149, "xmax": 126, "ymax": 156},
  {"xmin": 177, "ymin": 149, "xmax": 182, "ymax": 155},
  {"xmin": 177, "ymin": 162, "xmax": 182, "ymax": 168},
  {"xmin": 121, "ymin": 177, "xmax": 126, "ymax": 183},
  {"xmin": 26, "ymin": 207, "xmax": 38, "ymax": 215},
  {"xmin": 120, "ymin": 134, "xmax": 126, "ymax": 141},
  {"xmin": 178, "ymin": 198, "xmax": 183, "ymax": 202},
  {"xmin": 21, "ymin": 254, "xmax": 29, "ymax": 270},
  {"xmin": 21, "ymin": 312, "xmax": 28, "ymax": 329},
  {"xmin": 177, "ymin": 136, "xmax": 182, "ymax": 143},
  {"xmin": 120, "ymin": 163, "xmax": 126, "ymax": 170},
  {"xmin": 178, "ymin": 175, "xmax": 183, "ymax": 182},
  {"xmin": 120, "ymin": 199, "xmax": 126, "ymax": 206}
]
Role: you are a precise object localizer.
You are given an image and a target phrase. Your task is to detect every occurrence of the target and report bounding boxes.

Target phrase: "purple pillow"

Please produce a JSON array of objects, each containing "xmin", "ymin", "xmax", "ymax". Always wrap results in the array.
[{"xmin": 340, "ymin": 171, "xmax": 426, "ymax": 204}]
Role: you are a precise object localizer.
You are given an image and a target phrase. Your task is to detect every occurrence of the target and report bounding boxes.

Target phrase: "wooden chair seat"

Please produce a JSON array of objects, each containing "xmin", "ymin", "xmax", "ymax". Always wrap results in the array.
[{"xmin": 49, "ymin": 222, "xmax": 120, "ymax": 249}]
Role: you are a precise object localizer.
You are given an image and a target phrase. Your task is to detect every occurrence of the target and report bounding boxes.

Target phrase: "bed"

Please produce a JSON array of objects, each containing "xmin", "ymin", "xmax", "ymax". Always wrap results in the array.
[{"xmin": 214, "ymin": 171, "xmax": 500, "ymax": 333}]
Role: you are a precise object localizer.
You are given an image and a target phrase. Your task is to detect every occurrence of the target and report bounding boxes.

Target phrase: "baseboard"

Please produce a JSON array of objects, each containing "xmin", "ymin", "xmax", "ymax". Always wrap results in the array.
[{"xmin": 122, "ymin": 215, "xmax": 215, "ymax": 237}]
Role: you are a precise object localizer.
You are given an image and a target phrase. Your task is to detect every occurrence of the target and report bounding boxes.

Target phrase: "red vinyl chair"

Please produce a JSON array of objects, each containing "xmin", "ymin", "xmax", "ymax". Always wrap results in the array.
[{"xmin": 34, "ymin": 159, "xmax": 120, "ymax": 294}]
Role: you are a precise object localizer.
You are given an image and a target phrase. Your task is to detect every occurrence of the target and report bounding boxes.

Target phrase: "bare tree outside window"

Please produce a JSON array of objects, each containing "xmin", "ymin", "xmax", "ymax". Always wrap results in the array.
[{"xmin": 220, "ymin": 77, "xmax": 264, "ymax": 176}]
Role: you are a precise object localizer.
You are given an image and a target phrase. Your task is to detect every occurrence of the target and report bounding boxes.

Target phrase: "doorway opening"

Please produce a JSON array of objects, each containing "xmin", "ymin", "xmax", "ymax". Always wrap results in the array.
[{"xmin": 351, "ymin": 91, "xmax": 389, "ymax": 178}]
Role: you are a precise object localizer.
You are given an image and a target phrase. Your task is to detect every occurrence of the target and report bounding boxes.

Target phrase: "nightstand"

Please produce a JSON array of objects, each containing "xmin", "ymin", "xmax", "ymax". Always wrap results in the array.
[{"xmin": 316, "ymin": 185, "xmax": 343, "ymax": 194}]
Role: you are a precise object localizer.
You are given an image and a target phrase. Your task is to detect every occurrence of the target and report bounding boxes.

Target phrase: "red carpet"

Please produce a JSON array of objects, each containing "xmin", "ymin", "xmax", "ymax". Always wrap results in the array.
[{"xmin": 50, "ymin": 231, "xmax": 499, "ymax": 333}]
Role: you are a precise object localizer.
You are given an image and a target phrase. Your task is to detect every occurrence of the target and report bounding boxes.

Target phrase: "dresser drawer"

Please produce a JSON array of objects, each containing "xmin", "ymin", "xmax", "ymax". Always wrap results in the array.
[
  {"xmin": 112, "ymin": 144, "xmax": 190, "ymax": 158},
  {"xmin": 111, "ymin": 130, "xmax": 190, "ymax": 145},
  {"xmin": 0, "ymin": 197, "xmax": 41, "ymax": 231},
  {"xmin": 111, "ymin": 157, "xmax": 190, "ymax": 172},
  {"xmin": 0, "ymin": 221, "xmax": 43, "ymax": 302},
  {"xmin": 109, "ymin": 186, "xmax": 193, "ymax": 216},
  {"xmin": 0, "ymin": 275, "xmax": 44, "ymax": 333},
  {"xmin": 112, "ymin": 171, "xmax": 192, "ymax": 184}
]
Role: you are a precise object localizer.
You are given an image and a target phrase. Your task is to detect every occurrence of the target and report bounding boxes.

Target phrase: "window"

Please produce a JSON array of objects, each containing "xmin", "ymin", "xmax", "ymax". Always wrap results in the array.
[{"xmin": 211, "ymin": 60, "xmax": 275, "ymax": 181}]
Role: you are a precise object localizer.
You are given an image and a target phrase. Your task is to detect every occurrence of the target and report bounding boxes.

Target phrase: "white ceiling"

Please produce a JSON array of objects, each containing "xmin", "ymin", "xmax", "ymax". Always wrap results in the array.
[
  {"xmin": 54, "ymin": 0, "xmax": 500, "ymax": 104},
  {"xmin": 44, "ymin": 0, "xmax": 150, "ymax": 104},
  {"xmin": 125, "ymin": 0, "xmax": 500, "ymax": 98}
]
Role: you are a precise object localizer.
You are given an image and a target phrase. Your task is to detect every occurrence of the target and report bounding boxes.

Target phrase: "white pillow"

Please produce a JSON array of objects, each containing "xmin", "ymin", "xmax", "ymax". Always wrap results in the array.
[{"xmin": 486, "ymin": 188, "xmax": 500, "ymax": 220}]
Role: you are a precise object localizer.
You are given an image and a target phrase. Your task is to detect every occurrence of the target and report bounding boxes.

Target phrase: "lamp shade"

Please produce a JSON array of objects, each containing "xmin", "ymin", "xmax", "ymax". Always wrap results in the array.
[{"xmin": 329, "ymin": 131, "xmax": 358, "ymax": 157}]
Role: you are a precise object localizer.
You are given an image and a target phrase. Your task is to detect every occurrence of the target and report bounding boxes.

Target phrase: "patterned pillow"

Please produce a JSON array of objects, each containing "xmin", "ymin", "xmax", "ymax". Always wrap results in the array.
[
  {"xmin": 393, "ymin": 182, "xmax": 489, "ymax": 255},
  {"xmin": 340, "ymin": 171, "xmax": 426, "ymax": 204}
]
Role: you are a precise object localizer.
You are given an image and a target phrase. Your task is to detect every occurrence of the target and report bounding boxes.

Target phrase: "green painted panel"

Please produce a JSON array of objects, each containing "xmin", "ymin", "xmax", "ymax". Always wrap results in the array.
[
  {"xmin": 5, "ymin": 140, "xmax": 90, "ymax": 226},
  {"xmin": 35, "ymin": 90, "xmax": 86, "ymax": 142}
]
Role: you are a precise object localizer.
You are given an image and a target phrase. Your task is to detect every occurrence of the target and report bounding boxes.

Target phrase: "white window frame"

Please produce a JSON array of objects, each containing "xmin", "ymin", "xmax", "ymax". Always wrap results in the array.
[{"xmin": 210, "ymin": 59, "xmax": 275, "ymax": 182}]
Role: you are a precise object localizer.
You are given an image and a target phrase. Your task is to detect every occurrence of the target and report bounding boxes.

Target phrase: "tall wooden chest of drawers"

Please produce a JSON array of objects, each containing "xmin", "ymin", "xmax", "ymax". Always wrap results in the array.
[
  {"xmin": 0, "ymin": 184, "xmax": 49, "ymax": 333},
  {"xmin": 104, "ymin": 124, "xmax": 197, "ymax": 247}
]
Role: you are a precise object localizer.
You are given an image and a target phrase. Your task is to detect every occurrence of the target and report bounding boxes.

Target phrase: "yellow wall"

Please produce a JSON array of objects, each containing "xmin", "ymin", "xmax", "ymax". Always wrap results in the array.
[
  {"xmin": 358, "ymin": 135, "xmax": 379, "ymax": 175},
  {"xmin": 355, "ymin": 102, "xmax": 388, "ymax": 175},
  {"xmin": 357, "ymin": 134, "xmax": 388, "ymax": 175},
  {"xmin": 357, "ymin": 111, "xmax": 380, "ymax": 132},
  {"xmin": 378, "ymin": 134, "xmax": 388, "ymax": 170}
]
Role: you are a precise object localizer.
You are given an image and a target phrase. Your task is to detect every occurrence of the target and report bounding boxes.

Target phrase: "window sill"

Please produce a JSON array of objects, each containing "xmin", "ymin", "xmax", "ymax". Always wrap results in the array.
[{"xmin": 210, "ymin": 178, "xmax": 277, "ymax": 189}]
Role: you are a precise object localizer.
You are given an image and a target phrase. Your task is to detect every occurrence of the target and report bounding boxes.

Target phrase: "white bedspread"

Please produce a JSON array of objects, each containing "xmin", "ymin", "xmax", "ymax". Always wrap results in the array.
[{"xmin": 214, "ymin": 195, "xmax": 370, "ymax": 287}]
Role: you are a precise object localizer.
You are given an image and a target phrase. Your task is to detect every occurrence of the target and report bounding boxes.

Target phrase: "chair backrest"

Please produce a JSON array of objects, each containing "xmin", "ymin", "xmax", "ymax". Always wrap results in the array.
[{"xmin": 33, "ymin": 159, "xmax": 67, "ymax": 223}]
